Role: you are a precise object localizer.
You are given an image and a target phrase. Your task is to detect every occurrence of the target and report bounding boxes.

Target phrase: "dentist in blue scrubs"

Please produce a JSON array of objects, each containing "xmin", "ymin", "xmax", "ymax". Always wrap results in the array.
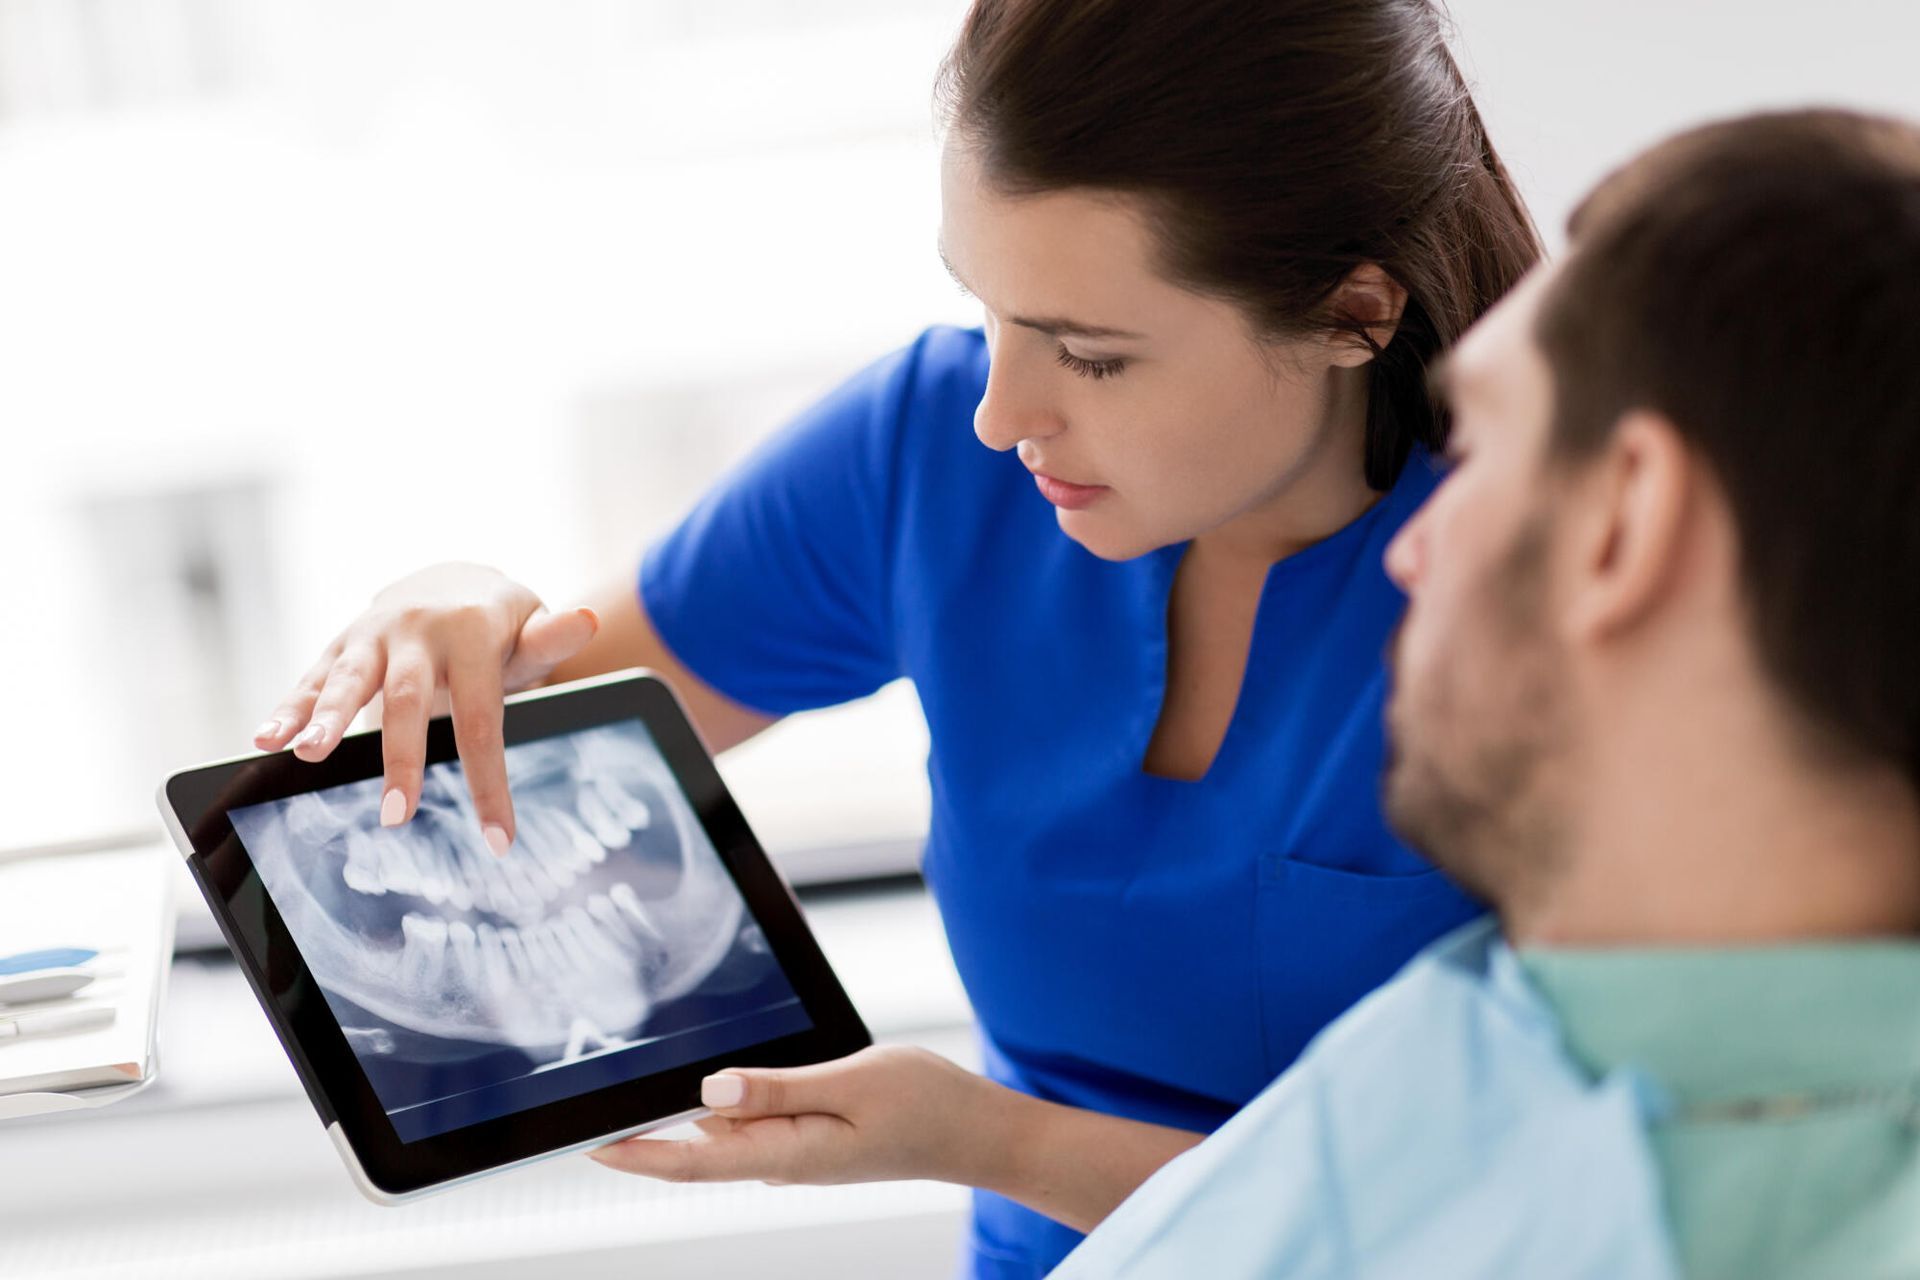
[{"xmin": 260, "ymin": 2, "xmax": 1541, "ymax": 1274}]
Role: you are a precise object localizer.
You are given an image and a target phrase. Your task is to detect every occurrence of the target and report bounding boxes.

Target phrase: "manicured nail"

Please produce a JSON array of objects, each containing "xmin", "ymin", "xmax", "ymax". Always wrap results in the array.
[
  {"xmin": 483, "ymin": 824, "xmax": 511, "ymax": 857},
  {"xmin": 701, "ymin": 1074, "xmax": 744, "ymax": 1108},
  {"xmin": 380, "ymin": 789, "xmax": 407, "ymax": 827},
  {"xmin": 290, "ymin": 723, "xmax": 327, "ymax": 751},
  {"xmin": 254, "ymin": 719, "xmax": 281, "ymax": 742}
]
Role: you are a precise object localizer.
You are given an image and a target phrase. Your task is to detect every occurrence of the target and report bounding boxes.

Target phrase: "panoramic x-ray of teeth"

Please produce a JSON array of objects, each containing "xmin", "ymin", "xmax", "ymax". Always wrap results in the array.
[{"xmin": 230, "ymin": 721, "xmax": 794, "ymax": 1098}]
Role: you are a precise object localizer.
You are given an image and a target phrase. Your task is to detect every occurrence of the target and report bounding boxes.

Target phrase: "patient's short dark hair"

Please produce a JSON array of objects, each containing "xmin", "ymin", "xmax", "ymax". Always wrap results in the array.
[{"xmin": 1536, "ymin": 109, "xmax": 1920, "ymax": 787}]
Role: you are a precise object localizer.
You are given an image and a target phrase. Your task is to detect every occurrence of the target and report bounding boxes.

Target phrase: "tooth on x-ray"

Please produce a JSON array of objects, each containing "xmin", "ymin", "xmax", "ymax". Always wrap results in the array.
[
  {"xmin": 595, "ymin": 776, "xmax": 652, "ymax": 830},
  {"xmin": 236, "ymin": 723, "xmax": 749, "ymax": 1064},
  {"xmin": 609, "ymin": 882, "xmax": 665, "ymax": 944}
]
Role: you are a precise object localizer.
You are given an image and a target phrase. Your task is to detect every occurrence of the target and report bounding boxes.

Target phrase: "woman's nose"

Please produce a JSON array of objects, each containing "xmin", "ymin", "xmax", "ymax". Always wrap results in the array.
[{"xmin": 973, "ymin": 342, "xmax": 1063, "ymax": 453}]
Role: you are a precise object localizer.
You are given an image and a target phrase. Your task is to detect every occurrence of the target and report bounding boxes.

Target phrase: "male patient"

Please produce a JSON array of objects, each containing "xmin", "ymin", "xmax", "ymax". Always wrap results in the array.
[{"xmin": 1052, "ymin": 108, "xmax": 1920, "ymax": 1278}]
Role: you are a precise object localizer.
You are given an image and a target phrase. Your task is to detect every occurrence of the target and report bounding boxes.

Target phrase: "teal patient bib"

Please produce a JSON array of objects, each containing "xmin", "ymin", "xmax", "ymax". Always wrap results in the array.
[{"xmin": 1051, "ymin": 921, "xmax": 1680, "ymax": 1279}]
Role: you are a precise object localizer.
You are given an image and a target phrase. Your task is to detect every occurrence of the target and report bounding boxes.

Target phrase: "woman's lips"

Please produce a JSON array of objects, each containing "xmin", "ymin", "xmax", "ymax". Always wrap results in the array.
[{"xmin": 1032, "ymin": 471, "xmax": 1109, "ymax": 510}]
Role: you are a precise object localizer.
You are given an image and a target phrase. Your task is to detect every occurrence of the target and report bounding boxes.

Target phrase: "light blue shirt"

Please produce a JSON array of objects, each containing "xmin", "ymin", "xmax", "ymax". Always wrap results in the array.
[{"xmin": 1050, "ymin": 921, "xmax": 1681, "ymax": 1279}]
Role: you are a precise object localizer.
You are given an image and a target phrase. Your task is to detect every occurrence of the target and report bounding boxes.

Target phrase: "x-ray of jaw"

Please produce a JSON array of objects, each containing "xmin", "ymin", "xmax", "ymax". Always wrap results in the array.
[{"xmin": 234, "ymin": 722, "xmax": 752, "ymax": 1068}]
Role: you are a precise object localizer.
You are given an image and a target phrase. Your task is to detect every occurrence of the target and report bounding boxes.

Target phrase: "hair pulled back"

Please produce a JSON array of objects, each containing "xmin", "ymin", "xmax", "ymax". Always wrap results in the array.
[{"xmin": 940, "ymin": 0, "xmax": 1542, "ymax": 488}]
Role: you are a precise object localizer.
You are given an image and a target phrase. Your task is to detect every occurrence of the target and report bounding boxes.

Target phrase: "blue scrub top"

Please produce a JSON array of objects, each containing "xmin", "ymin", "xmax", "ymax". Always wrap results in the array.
[{"xmin": 641, "ymin": 326, "xmax": 1484, "ymax": 1279}]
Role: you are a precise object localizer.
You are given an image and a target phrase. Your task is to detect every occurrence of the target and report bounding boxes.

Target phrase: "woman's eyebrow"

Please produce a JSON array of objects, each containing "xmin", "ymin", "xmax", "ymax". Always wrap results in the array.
[
  {"xmin": 1010, "ymin": 314, "xmax": 1147, "ymax": 341},
  {"xmin": 938, "ymin": 245, "xmax": 1147, "ymax": 342}
]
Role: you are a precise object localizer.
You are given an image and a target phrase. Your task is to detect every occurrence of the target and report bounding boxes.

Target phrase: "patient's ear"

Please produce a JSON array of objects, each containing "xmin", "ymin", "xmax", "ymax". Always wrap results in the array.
[
  {"xmin": 1326, "ymin": 264, "xmax": 1409, "ymax": 367},
  {"xmin": 1564, "ymin": 411, "xmax": 1704, "ymax": 642}
]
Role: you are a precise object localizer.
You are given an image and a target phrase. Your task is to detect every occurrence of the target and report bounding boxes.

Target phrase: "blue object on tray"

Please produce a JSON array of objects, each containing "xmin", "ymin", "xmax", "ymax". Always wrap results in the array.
[{"xmin": 0, "ymin": 948, "xmax": 98, "ymax": 976}]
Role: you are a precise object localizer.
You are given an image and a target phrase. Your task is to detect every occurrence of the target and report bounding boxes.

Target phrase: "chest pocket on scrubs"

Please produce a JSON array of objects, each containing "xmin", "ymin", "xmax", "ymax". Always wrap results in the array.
[
  {"xmin": 1243, "ymin": 660, "xmax": 1485, "ymax": 1076},
  {"xmin": 1255, "ymin": 854, "xmax": 1482, "ymax": 1077}
]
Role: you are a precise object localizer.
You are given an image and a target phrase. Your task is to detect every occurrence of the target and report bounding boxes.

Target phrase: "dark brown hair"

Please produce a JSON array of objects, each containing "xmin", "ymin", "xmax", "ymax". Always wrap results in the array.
[
  {"xmin": 1537, "ymin": 109, "xmax": 1920, "ymax": 787},
  {"xmin": 937, "ymin": 0, "xmax": 1542, "ymax": 489}
]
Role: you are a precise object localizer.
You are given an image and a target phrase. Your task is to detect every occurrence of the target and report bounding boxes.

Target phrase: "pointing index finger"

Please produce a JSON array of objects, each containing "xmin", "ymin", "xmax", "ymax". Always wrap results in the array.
[
  {"xmin": 446, "ymin": 644, "xmax": 514, "ymax": 854},
  {"xmin": 379, "ymin": 646, "xmax": 437, "ymax": 824}
]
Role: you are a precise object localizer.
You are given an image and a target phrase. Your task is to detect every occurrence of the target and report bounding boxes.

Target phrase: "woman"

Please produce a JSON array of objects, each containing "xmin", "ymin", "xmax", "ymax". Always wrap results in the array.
[{"xmin": 259, "ymin": 1, "xmax": 1538, "ymax": 1273}]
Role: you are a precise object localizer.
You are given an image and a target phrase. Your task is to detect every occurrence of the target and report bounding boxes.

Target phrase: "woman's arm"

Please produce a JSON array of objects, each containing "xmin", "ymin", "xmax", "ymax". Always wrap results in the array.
[
  {"xmin": 545, "ymin": 567, "xmax": 778, "ymax": 755},
  {"xmin": 976, "ymin": 1070, "xmax": 1206, "ymax": 1234},
  {"xmin": 588, "ymin": 1045, "xmax": 1205, "ymax": 1235}
]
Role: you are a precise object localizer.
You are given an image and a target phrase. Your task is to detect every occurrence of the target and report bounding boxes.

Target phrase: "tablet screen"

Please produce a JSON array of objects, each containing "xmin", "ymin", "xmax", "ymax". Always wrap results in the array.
[{"xmin": 227, "ymin": 719, "xmax": 812, "ymax": 1143}]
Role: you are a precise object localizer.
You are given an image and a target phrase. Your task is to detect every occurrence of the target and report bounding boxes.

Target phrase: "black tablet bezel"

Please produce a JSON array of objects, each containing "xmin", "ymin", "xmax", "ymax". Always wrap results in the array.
[{"xmin": 162, "ymin": 670, "xmax": 870, "ymax": 1197}]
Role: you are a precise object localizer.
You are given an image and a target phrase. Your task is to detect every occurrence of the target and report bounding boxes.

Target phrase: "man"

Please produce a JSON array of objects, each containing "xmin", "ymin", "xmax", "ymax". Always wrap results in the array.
[{"xmin": 1047, "ymin": 108, "xmax": 1920, "ymax": 1277}]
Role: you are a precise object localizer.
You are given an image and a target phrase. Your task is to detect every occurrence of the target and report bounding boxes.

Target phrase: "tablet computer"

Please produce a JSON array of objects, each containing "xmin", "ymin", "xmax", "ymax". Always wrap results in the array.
[{"xmin": 158, "ymin": 669, "xmax": 870, "ymax": 1204}]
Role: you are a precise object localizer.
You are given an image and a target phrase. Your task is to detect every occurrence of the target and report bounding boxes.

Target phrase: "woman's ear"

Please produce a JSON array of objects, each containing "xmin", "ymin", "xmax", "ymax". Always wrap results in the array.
[{"xmin": 1327, "ymin": 263, "xmax": 1409, "ymax": 367}]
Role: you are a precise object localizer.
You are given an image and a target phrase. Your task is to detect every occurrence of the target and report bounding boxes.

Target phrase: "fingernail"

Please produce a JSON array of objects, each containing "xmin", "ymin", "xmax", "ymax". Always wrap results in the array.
[
  {"xmin": 483, "ymin": 824, "xmax": 511, "ymax": 857},
  {"xmin": 701, "ymin": 1074, "xmax": 744, "ymax": 1108},
  {"xmin": 290, "ymin": 723, "xmax": 327, "ymax": 751},
  {"xmin": 254, "ymin": 719, "xmax": 281, "ymax": 742},
  {"xmin": 380, "ymin": 789, "xmax": 407, "ymax": 827},
  {"xmin": 578, "ymin": 606, "xmax": 600, "ymax": 629}
]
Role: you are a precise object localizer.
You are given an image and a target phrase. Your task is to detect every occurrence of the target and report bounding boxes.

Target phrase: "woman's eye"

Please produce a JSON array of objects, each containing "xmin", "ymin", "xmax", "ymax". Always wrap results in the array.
[{"xmin": 1054, "ymin": 345, "xmax": 1127, "ymax": 380}]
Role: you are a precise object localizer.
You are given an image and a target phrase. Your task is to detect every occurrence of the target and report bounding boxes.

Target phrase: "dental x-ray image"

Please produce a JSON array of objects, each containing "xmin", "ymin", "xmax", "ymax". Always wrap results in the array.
[{"xmin": 229, "ymin": 720, "xmax": 811, "ymax": 1143}]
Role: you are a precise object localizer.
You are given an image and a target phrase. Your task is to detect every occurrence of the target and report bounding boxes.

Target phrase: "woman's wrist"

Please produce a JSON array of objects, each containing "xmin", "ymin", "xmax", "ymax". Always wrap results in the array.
[
  {"xmin": 949, "ymin": 1074, "xmax": 1104, "ymax": 1222},
  {"xmin": 933, "ymin": 1064, "xmax": 1036, "ymax": 1192},
  {"xmin": 945, "ymin": 1078, "xmax": 1206, "ymax": 1235}
]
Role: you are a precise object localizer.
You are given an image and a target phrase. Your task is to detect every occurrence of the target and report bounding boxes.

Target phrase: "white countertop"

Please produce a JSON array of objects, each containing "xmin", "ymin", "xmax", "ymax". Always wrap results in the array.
[{"xmin": 0, "ymin": 884, "xmax": 978, "ymax": 1280}]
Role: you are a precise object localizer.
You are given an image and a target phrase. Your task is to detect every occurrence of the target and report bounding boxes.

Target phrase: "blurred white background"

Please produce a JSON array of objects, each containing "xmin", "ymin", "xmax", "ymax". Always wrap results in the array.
[
  {"xmin": 4, "ymin": 0, "xmax": 1920, "ymax": 859},
  {"xmin": 0, "ymin": 0, "xmax": 978, "ymax": 865}
]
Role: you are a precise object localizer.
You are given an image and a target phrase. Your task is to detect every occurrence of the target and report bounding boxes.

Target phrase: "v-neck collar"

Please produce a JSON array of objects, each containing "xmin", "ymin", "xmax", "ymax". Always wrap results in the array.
[{"xmin": 1127, "ymin": 451, "xmax": 1440, "ymax": 786}]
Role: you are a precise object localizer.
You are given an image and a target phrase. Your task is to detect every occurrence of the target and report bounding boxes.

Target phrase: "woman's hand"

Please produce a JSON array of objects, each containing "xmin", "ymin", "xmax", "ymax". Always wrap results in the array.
[
  {"xmin": 252, "ymin": 561, "xmax": 600, "ymax": 849},
  {"xmin": 588, "ymin": 1044, "xmax": 1206, "ymax": 1233},
  {"xmin": 589, "ymin": 1045, "xmax": 996, "ymax": 1188}
]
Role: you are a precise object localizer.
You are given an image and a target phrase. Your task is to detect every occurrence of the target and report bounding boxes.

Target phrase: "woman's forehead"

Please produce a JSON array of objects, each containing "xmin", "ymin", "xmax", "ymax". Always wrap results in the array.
[{"xmin": 939, "ymin": 150, "xmax": 1240, "ymax": 343}]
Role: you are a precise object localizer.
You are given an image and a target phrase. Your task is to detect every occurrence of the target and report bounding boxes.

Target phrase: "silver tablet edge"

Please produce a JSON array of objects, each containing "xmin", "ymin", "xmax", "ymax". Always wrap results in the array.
[
  {"xmin": 327, "ymin": 1104, "xmax": 711, "ymax": 1207},
  {"xmin": 156, "ymin": 780, "xmax": 196, "ymax": 861}
]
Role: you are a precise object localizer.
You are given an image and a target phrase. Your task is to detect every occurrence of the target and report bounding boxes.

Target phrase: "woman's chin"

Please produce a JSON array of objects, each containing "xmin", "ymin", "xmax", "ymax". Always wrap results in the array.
[{"xmin": 1054, "ymin": 507, "xmax": 1163, "ymax": 563}]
